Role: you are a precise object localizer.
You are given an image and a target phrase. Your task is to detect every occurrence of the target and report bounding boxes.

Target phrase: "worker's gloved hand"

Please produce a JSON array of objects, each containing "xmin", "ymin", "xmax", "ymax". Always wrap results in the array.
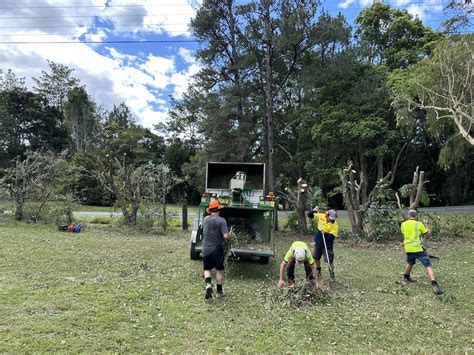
[
  {"xmin": 313, "ymin": 206, "xmax": 319, "ymax": 212},
  {"xmin": 307, "ymin": 211, "xmax": 314, "ymax": 219}
]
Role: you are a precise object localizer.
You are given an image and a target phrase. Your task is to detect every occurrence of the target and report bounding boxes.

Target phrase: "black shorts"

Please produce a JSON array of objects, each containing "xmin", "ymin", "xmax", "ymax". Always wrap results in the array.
[
  {"xmin": 314, "ymin": 230, "xmax": 335, "ymax": 263},
  {"xmin": 203, "ymin": 246, "xmax": 225, "ymax": 271}
]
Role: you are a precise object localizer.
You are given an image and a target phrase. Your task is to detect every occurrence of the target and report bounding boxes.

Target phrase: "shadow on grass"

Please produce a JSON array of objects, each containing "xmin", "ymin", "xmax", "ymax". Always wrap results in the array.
[{"xmin": 225, "ymin": 255, "xmax": 276, "ymax": 281}]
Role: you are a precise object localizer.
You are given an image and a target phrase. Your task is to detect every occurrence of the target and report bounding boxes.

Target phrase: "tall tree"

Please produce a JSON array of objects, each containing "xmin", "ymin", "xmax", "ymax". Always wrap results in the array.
[
  {"xmin": 0, "ymin": 69, "xmax": 26, "ymax": 91},
  {"xmin": 64, "ymin": 86, "xmax": 98, "ymax": 152},
  {"xmin": 0, "ymin": 89, "xmax": 67, "ymax": 167},
  {"xmin": 33, "ymin": 60, "xmax": 80, "ymax": 111},
  {"xmin": 392, "ymin": 35, "xmax": 473, "ymax": 145},
  {"xmin": 105, "ymin": 102, "xmax": 135, "ymax": 129},
  {"xmin": 189, "ymin": 0, "xmax": 260, "ymax": 162},
  {"xmin": 240, "ymin": 0, "xmax": 319, "ymax": 193},
  {"xmin": 443, "ymin": 0, "xmax": 474, "ymax": 33},
  {"xmin": 355, "ymin": 2, "xmax": 442, "ymax": 69}
]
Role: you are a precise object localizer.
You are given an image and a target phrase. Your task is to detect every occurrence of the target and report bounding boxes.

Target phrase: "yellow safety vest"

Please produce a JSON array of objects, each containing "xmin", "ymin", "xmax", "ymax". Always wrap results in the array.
[{"xmin": 401, "ymin": 220, "xmax": 426, "ymax": 253}]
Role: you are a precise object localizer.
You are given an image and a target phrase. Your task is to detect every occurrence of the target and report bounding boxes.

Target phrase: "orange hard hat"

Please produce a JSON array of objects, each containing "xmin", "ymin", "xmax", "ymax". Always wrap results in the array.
[{"xmin": 207, "ymin": 200, "xmax": 224, "ymax": 214}]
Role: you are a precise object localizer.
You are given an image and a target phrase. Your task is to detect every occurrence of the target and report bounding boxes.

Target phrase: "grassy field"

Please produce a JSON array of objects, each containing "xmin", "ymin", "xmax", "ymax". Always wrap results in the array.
[{"xmin": 0, "ymin": 221, "xmax": 473, "ymax": 353}]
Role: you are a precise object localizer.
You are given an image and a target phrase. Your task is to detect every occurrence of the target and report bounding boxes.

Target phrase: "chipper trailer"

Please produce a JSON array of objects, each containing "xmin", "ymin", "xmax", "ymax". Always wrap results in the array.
[{"xmin": 190, "ymin": 162, "xmax": 276, "ymax": 264}]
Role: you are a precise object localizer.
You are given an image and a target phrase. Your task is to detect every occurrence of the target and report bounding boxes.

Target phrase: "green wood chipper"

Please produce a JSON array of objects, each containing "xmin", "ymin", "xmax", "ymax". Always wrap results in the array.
[{"xmin": 190, "ymin": 162, "xmax": 276, "ymax": 264}]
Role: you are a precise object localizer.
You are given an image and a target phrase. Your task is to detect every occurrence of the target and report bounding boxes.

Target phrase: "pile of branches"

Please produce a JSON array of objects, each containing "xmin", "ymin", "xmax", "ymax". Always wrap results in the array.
[{"xmin": 265, "ymin": 281, "xmax": 331, "ymax": 308}]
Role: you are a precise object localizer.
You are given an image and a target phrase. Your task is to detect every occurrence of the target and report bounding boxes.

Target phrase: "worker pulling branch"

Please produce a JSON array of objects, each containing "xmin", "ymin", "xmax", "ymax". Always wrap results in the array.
[
  {"xmin": 400, "ymin": 210, "xmax": 444, "ymax": 295},
  {"xmin": 307, "ymin": 206, "xmax": 339, "ymax": 282},
  {"xmin": 277, "ymin": 241, "xmax": 322, "ymax": 290}
]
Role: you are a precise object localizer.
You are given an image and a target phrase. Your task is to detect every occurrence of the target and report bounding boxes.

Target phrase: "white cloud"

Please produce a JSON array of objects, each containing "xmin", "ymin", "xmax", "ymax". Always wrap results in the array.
[
  {"xmin": 83, "ymin": 30, "xmax": 108, "ymax": 42},
  {"xmin": 170, "ymin": 63, "xmax": 200, "ymax": 99},
  {"xmin": 0, "ymin": 0, "xmax": 199, "ymax": 131},
  {"xmin": 140, "ymin": 107, "xmax": 170, "ymax": 130},
  {"xmin": 405, "ymin": 1, "xmax": 444, "ymax": 21},
  {"xmin": 337, "ymin": 0, "xmax": 357, "ymax": 9},
  {"xmin": 393, "ymin": 0, "xmax": 412, "ymax": 6},
  {"xmin": 178, "ymin": 47, "xmax": 195, "ymax": 63},
  {"xmin": 335, "ymin": 0, "xmax": 445, "ymax": 23},
  {"xmin": 359, "ymin": 0, "xmax": 373, "ymax": 7},
  {"xmin": 406, "ymin": 4, "xmax": 425, "ymax": 19}
]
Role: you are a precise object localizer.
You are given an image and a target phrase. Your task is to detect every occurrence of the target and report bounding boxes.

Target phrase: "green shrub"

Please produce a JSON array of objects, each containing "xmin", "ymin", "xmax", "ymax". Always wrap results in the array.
[
  {"xmin": 136, "ymin": 204, "xmax": 163, "ymax": 232},
  {"xmin": 284, "ymin": 212, "xmax": 299, "ymax": 231},
  {"xmin": 425, "ymin": 214, "xmax": 474, "ymax": 239},
  {"xmin": 361, "ymin": 201, "xmax": 399, "ymax": 242},
  {"xmin": 24, "ymin": 201, "xmax": 75, "ymax": 225}
]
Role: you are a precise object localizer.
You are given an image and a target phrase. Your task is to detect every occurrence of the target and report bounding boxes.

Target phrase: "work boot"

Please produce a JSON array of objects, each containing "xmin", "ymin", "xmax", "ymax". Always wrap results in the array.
[
  {"xmin": 404, "ymin": 274, "xmax": 416, "ymax": 283},
  {"xmin": 432, "ymin": 283, "xmax": 444, "ymax": 295},
  {"xmin": 216, "ymin": 291, "xmax": 225, "ymax": 299},
  {"xmin": 287, "ymin": 279, "xmax": 295, "ymax": 288},
  {"xmin": 205, "ymin": 284, "xmax": 213, "ymax": 300}
]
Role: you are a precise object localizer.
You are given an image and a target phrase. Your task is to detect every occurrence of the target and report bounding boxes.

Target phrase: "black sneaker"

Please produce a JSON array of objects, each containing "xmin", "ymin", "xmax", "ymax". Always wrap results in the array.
[
  {"xmin": 205, "ymin": 284, "xmax": 213, "ymax": 300},
  {"xmin": 432, "ymin": 284, "xmax": 444, "ymax": 295},
  {"xmin": 404, "ymin": 275, "xmax": 416, "ymax": 283},
  {"xmin": 217, "ymin": 291, "xmax": 225, "ymax": 299}
]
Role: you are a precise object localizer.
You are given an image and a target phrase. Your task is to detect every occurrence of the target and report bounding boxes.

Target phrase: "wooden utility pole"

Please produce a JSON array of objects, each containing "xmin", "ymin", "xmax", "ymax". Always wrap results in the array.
[{"xmin": 182, "ymin": 193, "xmax": 188, "ymax": 230}]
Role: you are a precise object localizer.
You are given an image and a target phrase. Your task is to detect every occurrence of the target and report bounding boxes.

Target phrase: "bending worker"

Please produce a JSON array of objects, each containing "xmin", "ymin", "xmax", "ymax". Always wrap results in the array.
[
  {"xmin": 202, "ymin": 200, "xmax": 231, "ymax": 300},
  {"xmin": 401, "ymin": 210, "xmax": 444, "ymax": 295},
  {"xmin": 307, "ymin": 206, "xmax": 338, "ymax": 281},
  {"xmin": 277, "ymin": 241, "xmax": 321, "ymax": 289}
]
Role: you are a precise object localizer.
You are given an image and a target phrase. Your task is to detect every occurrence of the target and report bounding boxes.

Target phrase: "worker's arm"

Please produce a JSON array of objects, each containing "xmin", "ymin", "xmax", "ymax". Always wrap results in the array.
[
  {"xmin": 277, "ymin": 260, "xmax": 287, "ymax": 288},
  {"xmin": 422, "ymin": 219, "xmax": 432, "ymax": 239}
]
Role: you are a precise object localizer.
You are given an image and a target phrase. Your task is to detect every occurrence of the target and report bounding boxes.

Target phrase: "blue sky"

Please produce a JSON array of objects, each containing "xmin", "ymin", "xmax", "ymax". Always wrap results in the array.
[{"xmin": 0, "ymin": 0, "xmax": 455, "ymax": 130}]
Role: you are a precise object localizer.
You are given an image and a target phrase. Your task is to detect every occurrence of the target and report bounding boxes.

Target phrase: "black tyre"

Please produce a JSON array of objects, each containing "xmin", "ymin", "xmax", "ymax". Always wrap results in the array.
[
  {"xmin": 258, "ymin": 256, "xmax": 270, "ymax": 264},
  {"xmin": 190, "ymin": 243, "xmax": 200, "ymax": 260}
]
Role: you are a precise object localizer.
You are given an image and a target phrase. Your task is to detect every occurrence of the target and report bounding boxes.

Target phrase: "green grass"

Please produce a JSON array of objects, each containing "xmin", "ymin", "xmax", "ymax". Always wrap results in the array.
[
  {"xmin": 75, "ymin": 204, "xmax": 200, "ymax": 213},
  {"xmin": 0, "ymin": 222, "xmax": 473, "ymax": 353}
]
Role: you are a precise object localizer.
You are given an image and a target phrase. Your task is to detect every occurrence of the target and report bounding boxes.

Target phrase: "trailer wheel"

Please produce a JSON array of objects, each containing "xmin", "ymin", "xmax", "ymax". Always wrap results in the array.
[
  {"xmin": 258, "ymin": 256, "xmax": 269, "ymax": 264},
  {"xmin": 190, "ymin": 243, "xmax": 200, "ymax": 260}
]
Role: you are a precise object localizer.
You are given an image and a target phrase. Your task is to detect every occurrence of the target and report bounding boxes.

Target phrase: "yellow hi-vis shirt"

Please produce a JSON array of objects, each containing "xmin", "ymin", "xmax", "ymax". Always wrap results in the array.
[
  {"xmin": 283, "ymin": 241, "xmax": 314, "ymax": 264},
  {"xmin": 401, "ymin": 219, "xmax": 427, "ymax": 253},
  {"xmin": 313, "ymin": 213, "xmax": 339, "ymax": 237}
]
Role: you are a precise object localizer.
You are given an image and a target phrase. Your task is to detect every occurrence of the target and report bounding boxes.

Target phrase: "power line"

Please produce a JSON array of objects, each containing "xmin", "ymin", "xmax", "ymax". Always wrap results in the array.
[
  {"xmin": 0, "ymin": 0, "xmax": 451, "ymax": 10},
  {"xmin": 0, "ymin": 23, "xmax": 191, "ymax": 29},
  {"xmin": 0, "ymin": 30, "xmax": 194, "ymax": 36},
  {"xmin": 0, "ymin": 3, "xmax": 202, "ymax": 9},
  {"xmin": 0, "ymin": 39, "xmax": 199, "ymax": 44},
  {"xmin": 0, "ymin": 14, "xmax": 195, "ymax": 20},
  {"xmin": 0, "ymin": 4, "xmax": 450, "ymax": 21}
]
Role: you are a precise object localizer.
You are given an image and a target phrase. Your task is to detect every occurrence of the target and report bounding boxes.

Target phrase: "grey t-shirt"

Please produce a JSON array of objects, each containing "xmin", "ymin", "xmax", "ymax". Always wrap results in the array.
[{"xmin": 201, "ymin": 214, "xmax": 229, "ymax": 257}]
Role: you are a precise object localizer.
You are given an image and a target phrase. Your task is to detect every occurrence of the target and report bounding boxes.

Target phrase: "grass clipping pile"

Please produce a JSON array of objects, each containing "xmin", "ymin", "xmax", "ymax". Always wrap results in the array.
[{"xmin": 264, "ymin": 281, "xmax": 331, "ymax": 308}]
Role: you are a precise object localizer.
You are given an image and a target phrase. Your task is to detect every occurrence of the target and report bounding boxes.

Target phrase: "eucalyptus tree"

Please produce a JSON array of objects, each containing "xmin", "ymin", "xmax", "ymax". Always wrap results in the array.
[{"xmin": 64, "ymin": 86, "xmax": 99, "ymax": 153}]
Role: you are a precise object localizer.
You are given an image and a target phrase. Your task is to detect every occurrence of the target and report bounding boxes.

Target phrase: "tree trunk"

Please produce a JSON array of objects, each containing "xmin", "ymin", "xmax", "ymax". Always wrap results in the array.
[
  {"xmin": 14, "ymin": 158, "xmax": 23, "ymax": 221},
  {"xmin": 182, "ymin": 194, "xmax": 188, "ymax": 230},
  {"xmin": 296, "ymin": 179, "xmax": 308, "ymax": 236},
  {"xmin": 162, "ymin": 195, "xmax": 167, "ymax": 231},
  {"xmin": 263, "ymin": 0, "xmax": 275, "ymax": 194},
  {"xmin": 409, "ymin": 166, "xmax": 425, "ymax": 210},
  {"xmin": 227, "ymin": 0, "xmax": 248, "ymax": 161},
  {"xmin": 339, "ymin": 163, "xmax": 363, "ymax": 235},
  {"xmin": 377, "ymin": 156, "xmax": 384, "ymax": 181}
]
